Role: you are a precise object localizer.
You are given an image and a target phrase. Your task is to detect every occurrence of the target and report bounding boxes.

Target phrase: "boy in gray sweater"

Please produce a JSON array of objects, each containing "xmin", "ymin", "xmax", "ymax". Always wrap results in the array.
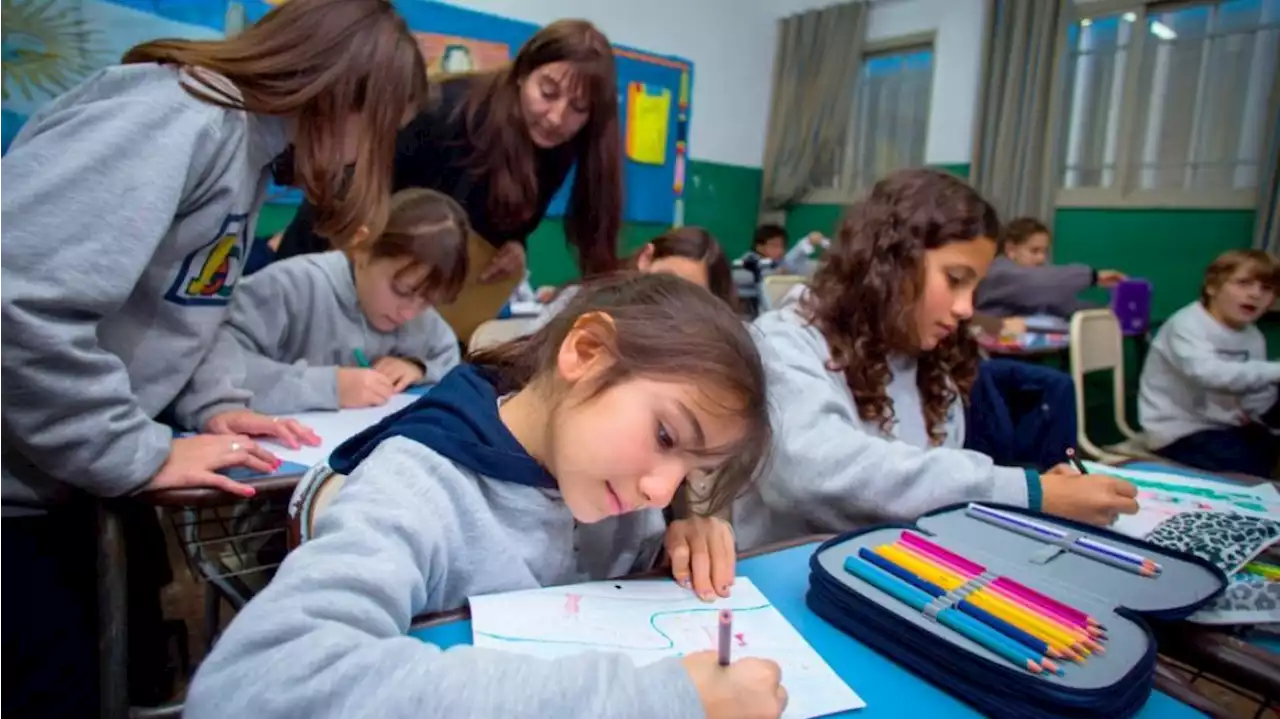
[
  {"xmin": 179, "ymin": 189, "xmax": 468, "ymax": 417},
  {"xmin": 1139, "ymin": 250, "xmax": 1280, "ymax": 477}
]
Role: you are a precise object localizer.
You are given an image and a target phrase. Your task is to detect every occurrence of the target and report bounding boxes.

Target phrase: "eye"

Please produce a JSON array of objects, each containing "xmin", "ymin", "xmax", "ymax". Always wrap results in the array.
[
  {"xmin": 540, "ymin": 82, "xmax": 559, "ymax": 99},
  {"xmin": 946, "ymin": 271, "xmax": 967, "ymax": 288},
  {"xmin": 655, "ymin": 422, "xmax": 675, "ymax": 451}
]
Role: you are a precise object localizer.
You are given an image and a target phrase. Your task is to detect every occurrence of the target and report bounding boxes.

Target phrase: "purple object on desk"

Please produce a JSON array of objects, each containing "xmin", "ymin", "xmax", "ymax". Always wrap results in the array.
[{"xmin": 1111, "ymin": 279, "xmax": 1152, "ymax": 337}]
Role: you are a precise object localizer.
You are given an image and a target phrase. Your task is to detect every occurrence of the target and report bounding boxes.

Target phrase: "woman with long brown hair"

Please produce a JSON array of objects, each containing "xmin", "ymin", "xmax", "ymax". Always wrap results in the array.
[
  {"xmin": 276, "ymin": 19, "xmax": 624, "ymax": 340},
  {"xmin": 733, "ymin": 169, "xmax": 1140, "ymax": 551},
  {"xmin": 1, "ymin": 0, "xmax": 425, "ymax": 712}
]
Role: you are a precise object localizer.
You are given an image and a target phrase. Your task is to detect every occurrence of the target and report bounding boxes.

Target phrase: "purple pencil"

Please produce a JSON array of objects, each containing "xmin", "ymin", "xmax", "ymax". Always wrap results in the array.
[{"xmin": 718, "ymin": 610, "xmax": 733, "ymax": 666}]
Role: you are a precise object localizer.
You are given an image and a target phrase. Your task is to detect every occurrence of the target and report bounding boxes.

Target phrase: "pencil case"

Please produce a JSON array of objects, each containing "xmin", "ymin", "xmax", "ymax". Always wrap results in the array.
[{"xmin": 806, "ymin": 503, "xmax": 1227, "ymax": 719}]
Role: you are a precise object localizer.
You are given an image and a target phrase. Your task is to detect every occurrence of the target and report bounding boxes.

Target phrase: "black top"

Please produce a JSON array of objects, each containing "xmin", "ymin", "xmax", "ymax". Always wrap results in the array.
[{"xmin": 275, "ymin": 76, "xmax": 577, "ymax": 259}]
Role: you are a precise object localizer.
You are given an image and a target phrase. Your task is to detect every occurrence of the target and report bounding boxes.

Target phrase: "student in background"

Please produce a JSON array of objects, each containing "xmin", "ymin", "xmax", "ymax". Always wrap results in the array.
[
  {"xmin": 186, "ymin": 274, "xmax": 787, "ymax": 719},
  {"xmin": 539, "ymin": 226, "xmax": 738, "ymax": 326},
  {"xmin": 1139, "ymin": 249, "xmax": 1280, "ymax": 477},
  {"xmin": 0, "ymin": 0, "xmax": 424, "ymax": 713},
  {"xmin": 735, "ymin": 170, "xmax": 1139, "ymax": 551},
  {"xmin": 739, "ymin": 224, "xmax": 830, "ymax": 277},
  {"xmin": 181, "ymin": 189, "xmax": 469, "ymax": 417},
  {"xmin": 975, "ymin": 217, "xmax": 1127, "ymax": 321}
]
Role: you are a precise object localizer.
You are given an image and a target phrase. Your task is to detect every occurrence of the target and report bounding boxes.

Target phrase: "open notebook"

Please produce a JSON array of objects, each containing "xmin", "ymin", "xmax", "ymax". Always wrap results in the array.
[
  {"xmin": 469, "ymin": 577, "xmax": 865, "ymax": 718},
  {"xmin": 260, "ymin": 393, "xmax": 419, "ymax": 470}
]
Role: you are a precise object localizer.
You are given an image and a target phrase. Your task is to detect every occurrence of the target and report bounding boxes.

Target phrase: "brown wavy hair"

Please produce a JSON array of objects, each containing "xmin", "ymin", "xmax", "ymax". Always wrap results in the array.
[
  {"xmin": 364, "ymin": 189, "xmax": 471, "ymax": 305},
  {"xmin": 470, "ymin": 273, "xmax": 770, "ymax": 516},
  {"xmin": 443, "ymin": 19, "xmax": 621, "ymax": 277},
  {"xmin": 804, "ymin": 169, "xmax": 999, "ymax": 445},
  {"xmin": 124, "ymin": 0, "xmax": 428, "ymax": 242},
  {"xmin": 1201, "ymin": 249, "xmax": 1280, "ymax": 305},
  {"xmin": 635, "ymin": 227, "xmax": 738, "ymax": 311}
]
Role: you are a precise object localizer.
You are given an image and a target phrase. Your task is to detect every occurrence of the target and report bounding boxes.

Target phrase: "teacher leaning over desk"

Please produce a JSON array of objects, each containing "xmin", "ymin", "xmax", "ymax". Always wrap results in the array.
[{"xmin": 276, "ymin": 19, "xmax": 624, "ymax": 343}]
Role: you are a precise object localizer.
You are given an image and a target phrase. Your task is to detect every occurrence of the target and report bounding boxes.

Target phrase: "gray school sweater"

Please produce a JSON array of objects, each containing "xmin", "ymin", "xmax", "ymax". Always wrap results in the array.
[
  {"xmin": 734, "ymin": 308, "xmax": 1035, "ymax": 550},
  {"xmin": 975, "ymin": 256, "xmax": 1097, "ymax": 318},
  {"xmin": 0, "ymin": 64, "xmax": 288, "ymax": 514},
  {"xmin": 185, "ymin": 437, "xmax": 700, "ymax": 719},
  {"xmin": 1139, "ymin": 301, "xmax": 1280, "ymax": 449},
  {"xmin": 178, "ymin": 251, "xmax": 460, "ymax": 417}
]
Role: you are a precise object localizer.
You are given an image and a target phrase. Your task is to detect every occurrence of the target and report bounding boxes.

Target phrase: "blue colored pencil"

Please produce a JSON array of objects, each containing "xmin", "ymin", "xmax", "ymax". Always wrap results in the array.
[
  {"xmin": 858, "ymin": 548, "xmax": 1060, "ymax": 661},
  {"xmin": 843, "ymin": 556, "xmax": 1051, "ymax": 675}
]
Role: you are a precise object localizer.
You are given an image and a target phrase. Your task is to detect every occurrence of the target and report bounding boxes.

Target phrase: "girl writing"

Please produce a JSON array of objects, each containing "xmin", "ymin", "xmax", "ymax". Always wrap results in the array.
[
  {"xmin": 1, "ymin": 0, "xmax": 425, "ymax": 712},
  {"xmin": 735, "ymin": 170, "xmax": 1139, "ymax": 551},
  {"xmin": 186, "ymin": 273, "xmax": 785, "ymax": 719}
]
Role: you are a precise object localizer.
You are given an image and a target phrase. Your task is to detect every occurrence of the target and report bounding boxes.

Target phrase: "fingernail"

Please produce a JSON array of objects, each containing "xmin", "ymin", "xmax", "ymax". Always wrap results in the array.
[
  {"xmin": 699, "ymin": 591, "xmax": 714, "ymax": 602},
  {"xmin": 678, "ymin": 578, "xmax": 691, "ymax": 588},
  {"xmin": 719, "ymin": 585, "xmax": 730, "ymax": 594},
  {"xmin": 244, "ymin": 487, "xmax": 257, "ymax": 497}
]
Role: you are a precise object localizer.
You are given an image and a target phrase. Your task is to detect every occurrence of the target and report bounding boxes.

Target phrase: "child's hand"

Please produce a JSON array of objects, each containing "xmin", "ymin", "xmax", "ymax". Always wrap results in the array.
[
  {"xmin": 1097, "ymin": 270, "xmax": 1127, "ymax": 288},
  {"xmin": 205, "ymin": 408, "xmax": 320, "ymax": 450},
  {"xmin": 665, "ymin": 516, "xmax": 735, "ymax": 601},
  {"xmin": 337, "ymin": 368, "xmax": 396, "ymax": 407},
  {"xmin": 143, "ymin": 435, "xmax": 275, "ymax": 497},
  {"xmin": 372, "ymin": 356, "xmax": 425, "ymax": 392},
  {"xmin": 1041, "ymin": 472, "xmax": 1140, "ymax": 525},
  {"xmin": 1001, "ymin": 317, "xmax": 1028, "ymax": 335},
  {"xmin": 681, "ymin": 651, "xmax": 787, "ymax": 719}
]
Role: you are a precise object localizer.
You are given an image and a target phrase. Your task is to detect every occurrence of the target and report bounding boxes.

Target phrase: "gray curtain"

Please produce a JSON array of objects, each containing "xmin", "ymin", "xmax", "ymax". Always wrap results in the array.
[
  {"xmin": 760, "ymin": 2, "xmax": 867, "ymax": 210},
  {"xmin": 1255, "ymin": 69, "xmax": 1280, "ymax": 255},
  {"xmin": 971, "ymin": 0, "xmax": 1069, "ymax": 221}
]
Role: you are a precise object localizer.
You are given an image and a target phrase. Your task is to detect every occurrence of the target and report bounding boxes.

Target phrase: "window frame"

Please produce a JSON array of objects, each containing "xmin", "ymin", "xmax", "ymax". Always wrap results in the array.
[
  {"xmin": 802, "ymin": 32, "xmax": 937, "ymax": 205},
  {"xmin": 1052, "ymin": 0, "xmax": 1272, "ymax": 209}
]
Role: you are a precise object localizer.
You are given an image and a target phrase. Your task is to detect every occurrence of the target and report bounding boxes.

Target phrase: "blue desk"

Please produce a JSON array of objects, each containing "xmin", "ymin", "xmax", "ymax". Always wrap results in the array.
[{"xmin": 410, "ymin": 541, "xmax": 1202, "ymax": 717}]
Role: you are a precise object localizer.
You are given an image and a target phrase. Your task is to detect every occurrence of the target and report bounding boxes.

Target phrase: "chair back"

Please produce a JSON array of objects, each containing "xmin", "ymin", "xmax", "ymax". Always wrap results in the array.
[
  {"xmin": 1068, "ymin": 309, "xmax": 1151, "ymax": 461},
  {"xmin": 762, "ymin": 275, "xmax": 805, "ymax": 310},
  {"xmin": 468, "ymin": 317, "xmax": 539, "ymax": 352},
  {"xmin": 286, "ymin": 465, "xmax": 347, "ymax": 549}
]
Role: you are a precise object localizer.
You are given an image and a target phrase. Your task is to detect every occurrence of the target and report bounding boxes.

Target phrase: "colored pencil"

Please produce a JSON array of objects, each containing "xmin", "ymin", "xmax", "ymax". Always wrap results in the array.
[
  {"xmin": 717, "ymin": 610, "xmax": 732, "ymax": 667},
  {"xmin": 1066, "ymin": 448, "xmax": 1089, "ymax": 475},
  {"xmin": 861, "ymin": 548, "xmax": 1061, "ymax": 661},
  {"xmin": 843, "ymin": 556, "xmax": 1051, "ymax": 674},
  {"xmin": 353, "ymin": 348, "xmax": 372, "ymax": 368},
  {"xmin": 967, "ymin": 504, "xmax": 1158, "ymax": 578},
  {"xmin": 896, "ymin": 537, "xmax": 1103, "ymax": 637},
  {"xmin": 879, "ymin": 545, "xmax": 1092, "ymax": 655}
]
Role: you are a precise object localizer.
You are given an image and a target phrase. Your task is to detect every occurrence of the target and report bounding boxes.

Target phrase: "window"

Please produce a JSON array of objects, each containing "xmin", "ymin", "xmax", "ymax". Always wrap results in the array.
[
  {"xmin": 809, "ymin": 42, "xmax": 934, "ymax": 201},
  {"xmin": 1057, "ymin": 0, "xmax": 1279, "ymax": 207}
]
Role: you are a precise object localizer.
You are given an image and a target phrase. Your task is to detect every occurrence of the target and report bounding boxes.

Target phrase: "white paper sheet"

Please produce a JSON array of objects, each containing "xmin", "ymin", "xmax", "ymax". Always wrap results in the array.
[
  {"xmin": 1086, "ymin": 461, "xmax": 1280, "ymax": 537},
  {"xmin": 469, "ymin": 577, "xmax": 865, "ymax": 718},
  {"xmin": 260, "ymin": 394, "xmax": 418, "ymax": 468}
]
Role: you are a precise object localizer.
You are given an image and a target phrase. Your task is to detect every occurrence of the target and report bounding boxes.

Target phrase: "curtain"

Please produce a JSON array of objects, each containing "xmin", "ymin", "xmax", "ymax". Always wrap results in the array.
[
  {"xmin": 971, "ymin": 0, "xmax": 1069, "ymax": 221},
  {"xmin": 1255, "ymin": 67, "xmax": 1280, "ymax": 255},
  {"xmin": 759, "ymin": 2, "xmax": 867, "ymax": 210}
]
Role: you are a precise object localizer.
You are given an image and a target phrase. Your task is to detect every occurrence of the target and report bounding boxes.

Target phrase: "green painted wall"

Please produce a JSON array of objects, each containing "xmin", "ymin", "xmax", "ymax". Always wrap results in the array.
[
  {"xmin": 784, "ymin": 163, "xmax": 973, "ymax": 239},
  {"xmin": 254, "ymin": 158, "xmax": 766, "ymax": 288}
]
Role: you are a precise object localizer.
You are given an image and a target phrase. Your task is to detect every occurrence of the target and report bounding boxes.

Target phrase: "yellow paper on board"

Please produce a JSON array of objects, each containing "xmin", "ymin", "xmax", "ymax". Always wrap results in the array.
[{"xmin": 625, "ymin": 82, "xmax": 672, "ymax": 165}]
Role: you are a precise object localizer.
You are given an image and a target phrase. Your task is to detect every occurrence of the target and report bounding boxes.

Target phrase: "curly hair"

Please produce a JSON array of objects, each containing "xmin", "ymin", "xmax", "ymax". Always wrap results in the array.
[{"xmin": 804, "ymin": 169, "xmax": 1000, "ymax": 445}]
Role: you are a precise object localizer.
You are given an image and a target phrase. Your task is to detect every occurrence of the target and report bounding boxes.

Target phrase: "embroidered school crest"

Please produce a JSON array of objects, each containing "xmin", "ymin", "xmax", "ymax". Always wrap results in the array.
[{"xmin": 165, "ymin": 214, "xmax": 249, "ymax": 306}]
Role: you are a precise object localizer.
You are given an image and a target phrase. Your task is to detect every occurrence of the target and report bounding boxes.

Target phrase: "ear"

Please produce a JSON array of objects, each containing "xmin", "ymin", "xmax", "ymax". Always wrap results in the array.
[
  {"xmin": 350, "ymin": 225, "xmax": 372, "ymax": 249},
  {"xmin": 636, "ymin": 243, "xmax": 656, "ymax": 272},
  {"xmin": 555, "ymin": 312, "xmax": 618, "ymax": 384}
]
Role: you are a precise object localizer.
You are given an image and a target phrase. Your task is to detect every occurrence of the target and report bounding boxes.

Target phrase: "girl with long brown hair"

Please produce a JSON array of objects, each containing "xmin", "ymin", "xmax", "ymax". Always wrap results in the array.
[
  {"xmin": 734, "ymin": 169, "xmax": 1140, "ymax": 551},
  {"xmin": 187, "ymin": 273, "xmax": 785, "ymax": 719},
  {"xmin": 1, "ymin": 0, "xmax": 424, "ymax": 712},
  {"xmin": 276, "ymin": 19, "xmax": 624, "ymax": 340}
]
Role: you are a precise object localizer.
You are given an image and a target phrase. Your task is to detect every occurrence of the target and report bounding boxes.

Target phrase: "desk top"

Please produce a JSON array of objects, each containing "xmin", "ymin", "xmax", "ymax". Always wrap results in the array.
[{"xmin": 409, "ymin": 541, "xmax": 1201, "ymax": 718}]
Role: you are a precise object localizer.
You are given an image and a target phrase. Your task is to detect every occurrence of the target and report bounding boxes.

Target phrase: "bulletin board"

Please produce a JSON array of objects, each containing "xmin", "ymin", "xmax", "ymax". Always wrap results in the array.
[{"xmin": 242, "ymin": 0, "xmax": 695, "ymax": 225}]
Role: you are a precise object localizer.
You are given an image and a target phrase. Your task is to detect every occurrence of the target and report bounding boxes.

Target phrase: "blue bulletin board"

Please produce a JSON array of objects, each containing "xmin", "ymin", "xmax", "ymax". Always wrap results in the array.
[{"xmin": 243, "ymin": 0, "xmax": 694, "ymax": 225}]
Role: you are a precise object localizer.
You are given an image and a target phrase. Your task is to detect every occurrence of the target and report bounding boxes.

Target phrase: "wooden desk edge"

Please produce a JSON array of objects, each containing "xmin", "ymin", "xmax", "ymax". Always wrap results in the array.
[
  {"xmin": 408, "ymin": 534, "xmax": 835, "ymax": 631},
  {"xmin": 144, "ymin": 471, "xmax": 306, "ymax": 507}
]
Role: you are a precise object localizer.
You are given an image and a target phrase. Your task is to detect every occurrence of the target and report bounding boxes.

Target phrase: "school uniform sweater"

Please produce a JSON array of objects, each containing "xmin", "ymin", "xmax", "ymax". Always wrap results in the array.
[
  {"xmin": 185, "ymin": 365, "xmax": 696, "ymax": 719},
  {"xmin": 275, "ymin": 76, "xmax": 577, "ymax": 259},
  {"xmin": 975, "ymin": 256, "xmax": 1098, "ymax": 318},
  {"xmin": 0, "ymin": 64, "xmax": 288, "ymax": 514},
  {"xmin": 178, "ymin": 251, "xmax": 459, "ymax": 417},
  {"xmin": 734, "ymin": 308, "xmax": 1039, "ymax": 551},
  {"xmin": 1138, "ymin": 301, "xmax": 1280, "ymax": 449}
]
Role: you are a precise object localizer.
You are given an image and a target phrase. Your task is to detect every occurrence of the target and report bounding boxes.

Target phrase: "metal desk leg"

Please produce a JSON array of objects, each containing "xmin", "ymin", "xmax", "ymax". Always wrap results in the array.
[{"xmin": 97, "ymin": 502, "xmax": 129, "ymax": 719}]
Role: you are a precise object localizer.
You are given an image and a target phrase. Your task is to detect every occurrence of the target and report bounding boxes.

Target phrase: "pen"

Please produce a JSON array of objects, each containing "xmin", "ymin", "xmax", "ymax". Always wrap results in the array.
[
  {"xmin": 353, "ymin": 348, "xmax": 371, "ymax": 368},
  {"xmin": 718, "ymin": 609, "xmax": 732, "ymax": 666},
  {"xmin": 1065, "ymin": 448, "xmax": 1089, "ymax": 475}
]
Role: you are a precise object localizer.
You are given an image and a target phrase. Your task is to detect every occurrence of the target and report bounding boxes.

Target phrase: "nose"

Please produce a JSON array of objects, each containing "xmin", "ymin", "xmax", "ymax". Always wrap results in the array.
[
  {"xmin": 544, "ymin": 99, "xmax": 566, "ymax": 128},
  {"xmin": 952, "ymin": 289, "xmax": 975, "ymax": 321},
  {"xmin": 635, "ymin": 460, "xmax": 687, "ymax": 509}
]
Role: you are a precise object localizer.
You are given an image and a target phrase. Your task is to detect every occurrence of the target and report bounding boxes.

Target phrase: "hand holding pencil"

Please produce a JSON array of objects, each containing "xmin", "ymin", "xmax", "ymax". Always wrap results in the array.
[
  {"xmin": 682, "ymin": 614, "xmax": 788, "ymax": 719},
  {"xmin": 1040, "ymin": 472, "xmax": 1139, "ymax": 526}
]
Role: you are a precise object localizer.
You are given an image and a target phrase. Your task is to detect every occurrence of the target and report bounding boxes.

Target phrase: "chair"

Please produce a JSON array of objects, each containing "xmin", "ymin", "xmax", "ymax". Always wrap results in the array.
[
  {"xmin": 761, "ymin": 274, "xmax": 805, "ymax": 311},
  {"xmin": 286, "ymin": 464, "xmax": 347, "ymax": 549},
  {"xmin": 1068, "ymin": 309, "xmax": 1157, "ymax": 463},
  {"xmin": 468, "ymin": 317, "xmax": 540, "ymax": 352}
]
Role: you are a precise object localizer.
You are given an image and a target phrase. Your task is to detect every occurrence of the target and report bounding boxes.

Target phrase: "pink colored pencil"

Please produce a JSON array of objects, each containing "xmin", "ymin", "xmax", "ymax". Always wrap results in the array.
[{"xmin": 900, "ymin": 532, "xmax": 1105, "ymax": 632}]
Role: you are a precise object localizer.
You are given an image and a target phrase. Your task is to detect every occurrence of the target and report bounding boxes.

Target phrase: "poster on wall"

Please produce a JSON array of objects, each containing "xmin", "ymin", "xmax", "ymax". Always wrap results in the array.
[{"xmin": 416, "ymin": 33, "xmax": 510, "ymax": 74}]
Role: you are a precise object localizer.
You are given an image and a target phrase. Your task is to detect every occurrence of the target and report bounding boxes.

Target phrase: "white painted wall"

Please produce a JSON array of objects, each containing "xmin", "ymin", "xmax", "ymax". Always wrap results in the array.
[{"xmin": 439, "ymin": 0, "xmax": 987, "ymax": 168}]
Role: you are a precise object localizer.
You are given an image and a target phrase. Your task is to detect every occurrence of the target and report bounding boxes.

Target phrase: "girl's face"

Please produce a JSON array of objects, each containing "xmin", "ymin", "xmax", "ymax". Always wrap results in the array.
[
  {"xmin": 352, "ymin": 252, "xmax": 433, "ymax": 332},
  {"xmin": 519, "ymin": 60, "xmax": 591, "ymax": 149},
  {"xmin": 636, "ymin": 244, "xmax": 709, "ymax": 289},
  {"xmin": 1208, "ymin": 265, "xmax": 1276, "ymax": 329},
  {"xmin": 1006, "ymin": 232, "xmax": 1051, "ymax": 267},
  {"xmin": 545, "ymin": 326, "xmax": 747, "ymax": 524},
  {"xmin": 914, "ymin": 237, "xmax": 998, "ymax": 351}
]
